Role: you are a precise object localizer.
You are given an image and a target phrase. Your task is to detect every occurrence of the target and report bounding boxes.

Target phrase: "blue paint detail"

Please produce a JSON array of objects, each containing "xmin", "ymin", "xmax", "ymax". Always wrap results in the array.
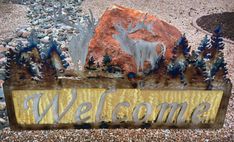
[
  {"xmin": 40, "ymin": 39, "xmax": 69, "ymax": 69},
  {"xmin": 176, "ymin": 35, "xmax": 186, "ymax": 46},
  {"xmin": 167, "ymin": 60, "xmax": 188, "ymax": 78},
  {"xmin": 103, "ymin": 54, "xmax": 112, "ymax": 65},
  {"xmin": 18, "ymin": 29, "xmax": 39, "ymax": 53},
  {"xmin": 60, "ymin": 54, "xmax": 66, "ymax": 60},
  {"xmin": 46, "ymin": 39, "xmax": 61, "ymax": 58},
  {"xmin": 106, "ymin": 66, "xmax": 113, "ymax": 73},
  {"xmin": 198, "ymin": 35, "xmax": 210, "ymax": 52},
  {"xmin": 14, "ymin": 31, "xmax": 70, "ymax": 78},
  {"xmin": 177, "ymin": 34, "xmax": 190, "ymax": 56},
  {"xmin": 194, "ymin": 59, "xmax": 205, "ymax": 68},
  {"xmin": 15, "ymin": 32, "xmax": 40, "ymax": 65},
  {"xmin": 210, "ymin": 57, "xmax": 225, "ymax": 77},
  {"xmin": 204, "ymin": 53, "xmax": 212, "ymax": 60},
  {"xmin": 211, "ymin": 25, "xmax": 224, "ymax": 50},
  {"xmin": 183, "ymin": 46, "xmax": 191, "ymax": 55},
  {"xmin": 214, "ymin": 25, "xmax": 222, "ymax": 34},
  {"xmin": 28, "ymin": 65, "xmax": 36, "ymax": 77},
  {"xmin": 127, "ymin": 72, "xmax": 136, "ymax": 79},
  {"xmin": 168, "ymin": 63, "xmax": 181, "ymax": 77},
  {"xmin": 63, "ymin": 63, "xmax": 69, "ymax": 68}
]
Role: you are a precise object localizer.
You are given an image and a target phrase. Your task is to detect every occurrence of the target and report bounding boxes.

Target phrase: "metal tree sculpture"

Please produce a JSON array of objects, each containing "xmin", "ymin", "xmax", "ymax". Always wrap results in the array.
[
  {"xmin": 56, "ymin": 9, "xmax": 96, "ymax": 71},
  {"xmin": 167, "ymin": 34, "xmax": 191, "ymax": 85}
]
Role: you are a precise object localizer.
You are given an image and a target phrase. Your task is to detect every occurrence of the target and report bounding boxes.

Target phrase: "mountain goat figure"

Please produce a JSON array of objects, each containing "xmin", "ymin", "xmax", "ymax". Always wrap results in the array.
[{"xmin": 112, "ymin": 16, "xmax": 166, "ymax": 73}]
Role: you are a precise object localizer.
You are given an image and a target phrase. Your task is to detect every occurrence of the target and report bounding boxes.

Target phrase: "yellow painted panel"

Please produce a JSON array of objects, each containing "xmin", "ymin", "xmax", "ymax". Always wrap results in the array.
[{"xmin": 12, "ymin": 89, "xmax": 223, "ymax": 125}]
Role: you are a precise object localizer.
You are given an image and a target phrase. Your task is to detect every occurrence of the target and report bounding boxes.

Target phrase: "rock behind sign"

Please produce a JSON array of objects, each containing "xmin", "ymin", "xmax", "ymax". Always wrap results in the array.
[{"xmin": 88, "ymin": 5, "xmax": 181, "ymax": 73}]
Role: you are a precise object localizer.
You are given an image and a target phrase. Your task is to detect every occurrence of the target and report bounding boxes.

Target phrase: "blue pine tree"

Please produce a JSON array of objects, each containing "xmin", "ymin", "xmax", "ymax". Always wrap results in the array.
[
  {"xmin": 167, "ymin": 35, "xmax": 190, "ymax": 85},
  {"xmin": 102, "ymin": 54, "xmax": 112, "ymax": 66},
  {"xmin": 197, "ymin": 35, "xmax": 210, "ymax": 52},
  {"xmin": 190, "ymin": 34, "xmax": 213, "ymax": 84},
  {"xmin": 211, "ymin": 25, "xmax": 224, "ymax": 51},
  {"xmin": 176, "ymin": 34, "xmax": 191, "ymax": 57},
  {"xmin": 40, "ymin": 38, "xmax": 69, "ymax": 69}
]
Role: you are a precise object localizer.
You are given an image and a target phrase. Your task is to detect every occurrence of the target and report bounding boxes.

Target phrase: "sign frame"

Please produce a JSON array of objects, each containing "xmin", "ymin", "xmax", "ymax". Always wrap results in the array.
[{"xmin": 4, "ymin": 80, "xmax": 232, "ymax": 130}]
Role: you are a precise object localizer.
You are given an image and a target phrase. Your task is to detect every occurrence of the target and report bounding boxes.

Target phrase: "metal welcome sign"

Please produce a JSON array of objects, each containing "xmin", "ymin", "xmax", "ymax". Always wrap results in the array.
[
  {"xmin": 2, "ymin": 5, "xmax": 232, "ymax": 129},
  {"xmin": 15, "ymin": 90, "xmax": 219, "ymax": 125},
  {"xmin": 4, "ymin": 88, "xmax": 231, "ymax": 129}
]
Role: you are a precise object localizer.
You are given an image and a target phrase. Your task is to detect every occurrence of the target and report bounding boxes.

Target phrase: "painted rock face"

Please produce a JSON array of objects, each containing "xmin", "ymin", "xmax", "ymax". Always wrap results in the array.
[{"xmin": 88, "ymin": 5, "xmax": 181, "ymax": 73}]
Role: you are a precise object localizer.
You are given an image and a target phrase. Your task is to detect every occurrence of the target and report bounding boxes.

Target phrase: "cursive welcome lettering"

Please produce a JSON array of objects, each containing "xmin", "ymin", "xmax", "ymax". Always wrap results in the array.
[
  {"xmin": 24, "ymin": 88, "xmax": 77, "ymax": 124},
  {"xmin": 192, "ymin": 102, "xmax": 210, "ymax": 124},
  {"xmin": 22, "ymin": 89, "xmax": 213, "ymax": 126},
  {"xmin": 112, "ymin": 102, "xmax": 130, "ymax": 123},
  {"xmin": 155, "ymin": 102, "xmax": 188, "ymax": 125},
  {"xmin": 75, "ymin": 102, "xmax": 92, "ymax": 124},
  {"xmin": 132, "ymin": 102, "xmax": 153, "ymax": 125},
  {"xmin": 96, "ymin": 87, "xmax": 116, "ymax": 123}
]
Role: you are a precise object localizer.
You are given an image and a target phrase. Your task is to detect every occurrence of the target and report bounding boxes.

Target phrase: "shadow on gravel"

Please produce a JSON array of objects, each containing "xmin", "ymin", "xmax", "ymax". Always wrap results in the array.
[{"xmin": 196, "ymin": 12, "xmax": 234, "ymax": 41}]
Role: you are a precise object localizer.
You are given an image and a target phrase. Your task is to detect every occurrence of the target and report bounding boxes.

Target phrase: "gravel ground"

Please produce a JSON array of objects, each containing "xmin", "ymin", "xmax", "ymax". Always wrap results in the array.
[
  {"xmin": 0, "ymin": 4, "xmax": 29, "ymax": 41},
  {"xmin": 0, "ymin": 4, "xmax": 28, "ymax": 108},
  {"xmin": 196, "ymin": 12, "xmax": 234, "ymax": 41},
  {"xmin": 0, "ymin": 0, "xmax": 234, "ymax": 141}
]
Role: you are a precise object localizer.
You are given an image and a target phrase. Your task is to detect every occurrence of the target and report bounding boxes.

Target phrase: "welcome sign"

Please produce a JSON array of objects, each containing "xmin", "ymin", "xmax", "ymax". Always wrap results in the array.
[
  {"xmin": 2, "ymin": 5, "xmax": 232, "ymax": 129},
  {"xmin": 4, "ymin": 85, "xmax": 232, "ymax": 129},
  {"xmin": 12, "ymin": 89, "xmax": 223, "ymax": 125}
]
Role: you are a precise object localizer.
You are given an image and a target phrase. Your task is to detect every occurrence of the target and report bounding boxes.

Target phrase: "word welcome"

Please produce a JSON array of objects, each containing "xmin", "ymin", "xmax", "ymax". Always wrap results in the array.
[{"xmin": 12, "ymin": 89, "xmax": 223, "ymax": 126}]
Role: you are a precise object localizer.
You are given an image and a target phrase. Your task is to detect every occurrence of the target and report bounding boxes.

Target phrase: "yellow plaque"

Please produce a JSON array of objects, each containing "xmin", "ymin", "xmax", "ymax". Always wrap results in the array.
[{"xmin": 11, "ymin": 89, "xmax": 223, "ymax": 126}]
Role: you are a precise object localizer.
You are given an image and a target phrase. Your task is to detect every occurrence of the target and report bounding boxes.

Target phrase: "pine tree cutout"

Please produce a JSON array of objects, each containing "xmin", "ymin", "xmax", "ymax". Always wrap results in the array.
[
  {"xmin": 190, "ymin": 35, "xmax": 211, "ymax": 83},
  {"xmin": 102, "ymin": 54, "xmax": 112, "ymax": 66},
  {"xmin": 167, "ymin": 34, "xmax": 191, "ymax": 85},
  {"xmin": 211, "ymin": 25, "xmax": 224, "ymax": 51},
  {"xmin": 192, "ymin": 26, "xmax": 228, "ymax": 89}
]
